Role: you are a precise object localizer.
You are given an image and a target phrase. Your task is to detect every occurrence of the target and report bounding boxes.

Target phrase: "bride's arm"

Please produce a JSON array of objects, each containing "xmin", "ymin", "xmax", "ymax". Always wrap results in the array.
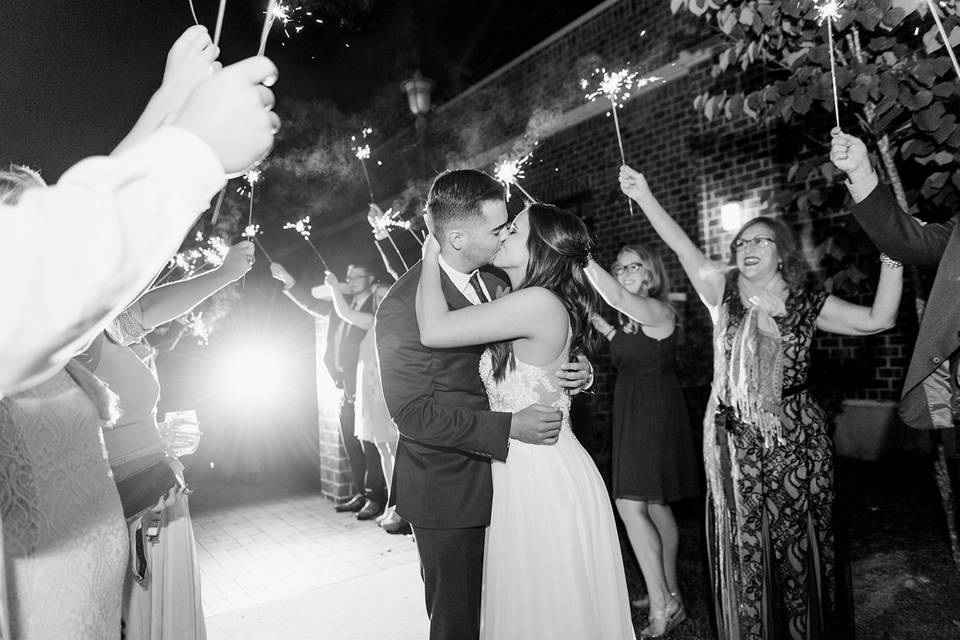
[{"xmin": 415, "ymin": 237, "xmax": 563, "ymax": 348}]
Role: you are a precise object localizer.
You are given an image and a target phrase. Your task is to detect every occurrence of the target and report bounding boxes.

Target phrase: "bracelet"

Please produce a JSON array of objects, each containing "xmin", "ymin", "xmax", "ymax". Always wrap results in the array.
[{"xmin": 879, "ymin": 253, "xmax": 903, "ymax": 269}]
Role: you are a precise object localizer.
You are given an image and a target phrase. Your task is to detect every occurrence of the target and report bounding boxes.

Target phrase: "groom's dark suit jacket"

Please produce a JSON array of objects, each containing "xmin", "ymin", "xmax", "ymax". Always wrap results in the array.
[
  {"xmin": 375, "ymin": 261, "xmax": 511, "ymax": 528},
  {"xmin": 851, "ymin": 182, "xmax": 960, "ymax": 430}
]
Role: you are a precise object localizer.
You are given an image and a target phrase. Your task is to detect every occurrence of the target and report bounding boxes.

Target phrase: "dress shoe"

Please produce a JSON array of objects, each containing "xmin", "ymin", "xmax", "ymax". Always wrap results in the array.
[
  {"xmin": 334, "ymin": 494, "xmax": 365, "ymax": 513},
  {"xmin": 356, "ymin": 499, "xmax": 384, "ymax": 521},
  {"xmin": 380, "ymin": 510, "xmax": 410, "ymax": 534}
]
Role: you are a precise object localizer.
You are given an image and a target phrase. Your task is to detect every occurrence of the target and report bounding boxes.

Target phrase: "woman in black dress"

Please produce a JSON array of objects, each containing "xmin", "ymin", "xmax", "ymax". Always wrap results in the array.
[{"xmin": 585, "ymin": 246, "xmax": 698, "ymax": 638}]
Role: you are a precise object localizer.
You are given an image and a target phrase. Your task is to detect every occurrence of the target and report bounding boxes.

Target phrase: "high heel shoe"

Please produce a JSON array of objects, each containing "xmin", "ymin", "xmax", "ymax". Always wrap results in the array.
[{"xmin": 639, "ymin": 596, "xmax": 685, "ymax": 638}]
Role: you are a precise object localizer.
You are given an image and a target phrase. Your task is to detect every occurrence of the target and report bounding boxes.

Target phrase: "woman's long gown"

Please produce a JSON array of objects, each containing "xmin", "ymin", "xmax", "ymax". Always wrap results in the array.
[
  {"xmin": 478, "ymin": 341, "xmax": 635, "ymax": 640},
  {"xmin": 0, "ymin": 370, "xmax": 127, "ymax": 639}
]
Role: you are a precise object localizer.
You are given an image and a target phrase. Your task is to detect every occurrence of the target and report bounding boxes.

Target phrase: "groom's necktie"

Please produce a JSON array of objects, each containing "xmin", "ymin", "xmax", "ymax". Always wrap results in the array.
[{"xmin": 468, "ymin": 272, "xmax": 490, "ymax": 304}]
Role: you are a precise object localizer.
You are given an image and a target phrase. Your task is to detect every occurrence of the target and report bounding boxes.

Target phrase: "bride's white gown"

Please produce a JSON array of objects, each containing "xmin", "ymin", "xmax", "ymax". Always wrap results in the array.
[{"xmin": 479, "ymin": 343, "xmax": 635, "ymax": 640}]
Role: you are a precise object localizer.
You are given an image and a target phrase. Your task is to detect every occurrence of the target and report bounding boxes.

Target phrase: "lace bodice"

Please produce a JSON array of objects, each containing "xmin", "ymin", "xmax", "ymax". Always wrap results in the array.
[{"xmin": 479, "ymin": 346, "xmax": 571, "ymax": 431}]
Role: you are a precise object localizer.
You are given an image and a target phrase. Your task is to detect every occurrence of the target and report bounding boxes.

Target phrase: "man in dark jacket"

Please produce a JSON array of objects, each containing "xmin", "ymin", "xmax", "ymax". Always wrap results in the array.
[{"xmin": 272, "ymin": 260, "xmax": 387, "ymax": 518}]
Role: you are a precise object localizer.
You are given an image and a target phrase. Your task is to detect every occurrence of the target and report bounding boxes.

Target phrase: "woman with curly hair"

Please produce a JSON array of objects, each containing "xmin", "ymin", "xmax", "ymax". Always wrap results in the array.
[{"xmin": 618, "ymin": 164, "xmax": 902, "ymax": 640}]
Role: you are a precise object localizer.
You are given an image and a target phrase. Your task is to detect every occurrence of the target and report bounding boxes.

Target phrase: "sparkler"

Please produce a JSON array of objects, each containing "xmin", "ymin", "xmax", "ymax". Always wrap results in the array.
[
  {"xmin": 242, "ymin": 224, "xmax": 274, "ymax": 262},
  {"xmin": 283, "ymin": 215, "xmax": 331, "ymax": 270},
  {"xmin": 368, "ymin": 206, "xmax": 412, "ymax": 270},
  {"xmin": 214, "ymin": 0, "xmax": 227, "ymax": 47},
  {"xmin": 156, "ymin": 235, "xmax": 231, "ymax": 286},
  {"xmin": 494, "ymin": 155, "xmax": 536, "ymax": 202},
  {"xmin": 351, "ymin": 128, "xmax": 377, "ymax": 202},
  {"xmin": 816, "ymin": 0, "xmax": 844, "ymax": 129},
  {"xmin": 923, "ymin": 0, "xmax": 960, "ymax": 81},
  {"xmin": 582, "ymin": 66, "xmax": 659, "ymax": 215},
  {"xmin": 258, "ymin": 0, "xmax": 291, "ymax": 57},
  {"xmin": 187, "ymin": 0, "xmax": 200, "ymax": 24}
]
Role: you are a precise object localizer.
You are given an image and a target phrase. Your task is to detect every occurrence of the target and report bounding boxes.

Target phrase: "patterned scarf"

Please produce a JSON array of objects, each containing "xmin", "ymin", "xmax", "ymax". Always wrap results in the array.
[{"xmin": 715, "ymin": 279, "xmax": 787, "ymax": 449}]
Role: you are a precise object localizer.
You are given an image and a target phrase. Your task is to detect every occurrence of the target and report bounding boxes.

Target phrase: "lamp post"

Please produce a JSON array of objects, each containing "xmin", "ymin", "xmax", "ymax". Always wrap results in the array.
[{"xmin": 402, "ymin": 70, "xmax": 434, "ymax": 174}]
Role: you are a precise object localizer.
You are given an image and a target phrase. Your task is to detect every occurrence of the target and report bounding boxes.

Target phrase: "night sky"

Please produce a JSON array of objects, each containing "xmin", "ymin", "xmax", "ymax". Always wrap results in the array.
[{"xmin": 1, "ymin": 0, "xmax": 604, "ymax": 179}]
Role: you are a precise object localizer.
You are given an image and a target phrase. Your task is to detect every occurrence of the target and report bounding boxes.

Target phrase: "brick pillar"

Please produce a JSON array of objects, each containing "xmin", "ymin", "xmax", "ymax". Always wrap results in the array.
[{"xmin": 314, "ymin": 316, "xmax": 354, "ymax": 500}]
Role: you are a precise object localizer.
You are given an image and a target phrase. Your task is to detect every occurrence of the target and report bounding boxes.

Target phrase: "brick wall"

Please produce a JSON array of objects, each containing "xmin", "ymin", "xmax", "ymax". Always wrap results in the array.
[{"xmin": 315, "ymin": 0, "xmax": 914, "ymax": 461}]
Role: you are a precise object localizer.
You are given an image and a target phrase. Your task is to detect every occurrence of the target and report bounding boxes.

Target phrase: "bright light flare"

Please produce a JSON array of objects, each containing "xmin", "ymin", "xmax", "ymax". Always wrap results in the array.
[
  {"xmin": 210, "ymin": 338, "xmax": 293, "ymax": 412},
  {"xmin": 355, "ymin": 144, "xmax": 371, "ymax": 160},
  {"xmin": 242, "ymin": 224, "xmax": 261, "ymax": 239}
]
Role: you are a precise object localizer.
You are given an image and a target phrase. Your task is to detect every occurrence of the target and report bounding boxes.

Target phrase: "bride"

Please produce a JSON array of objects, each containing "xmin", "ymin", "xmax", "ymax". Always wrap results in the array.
[{"xmin": 416, "ymin": 203, "xmax": 635, "ymax": 640}]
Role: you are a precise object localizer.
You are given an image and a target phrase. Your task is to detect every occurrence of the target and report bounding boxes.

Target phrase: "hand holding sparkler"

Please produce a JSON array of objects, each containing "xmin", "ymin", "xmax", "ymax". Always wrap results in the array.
[
  {"xmin": 220, "ymin": 241, "xmax": 256, "ymax": 280},
  {"xmin": 171, "ymin": 57, "xmax": 279, "ymax": 176},
  {"xmin": 829, "ymin": 129, "xmax": 873, "ymax": 183},
  {"xmin": 618, "ymin": 165, "xmax": 654, "ymax": 205},
  {"xmin": 161, "ymin": 25, "xmax": 222, "ymax": 109},
  {"xmin": 270, "ymin": 262, "xmax": 296, "ymax": 289}
]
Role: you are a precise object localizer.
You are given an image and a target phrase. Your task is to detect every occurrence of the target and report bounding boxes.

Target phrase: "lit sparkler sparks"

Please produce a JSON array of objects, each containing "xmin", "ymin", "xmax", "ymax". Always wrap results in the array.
[
  {"xmin": 258, "ymin": 0, "xmax": 292, "ymax": 56},
  {"xmin": 284, "ymin": 215, "xmax": 330, "ymax": 270},
  {"xmin": 368, "ymin": 205, "xmax": 415, "ymax": 268},
  {"xmin": 351, "ymin": 128, "xmax": 377, "ymax": 202},
  {"xmin": 182, "ymin": 311, "xmax": 211, "ymax": 345},
  {"xmin": 283, "ymin": 216, "xmax": 312, "ymax": 240},
  {"xmin": 494, "ymin": 155, "xmax": 536, "ymax": 202},
  {"xmin": 815, "ymin": 0, "xmax": 844, "ymax": 128}
]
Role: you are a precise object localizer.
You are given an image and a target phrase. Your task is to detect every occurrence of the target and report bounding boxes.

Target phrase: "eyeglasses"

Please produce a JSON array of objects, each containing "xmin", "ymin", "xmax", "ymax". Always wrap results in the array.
[
  {"xmin": 611, "ymin": 262, "xmax": 645, "ymax": 276},
  {"xmin": 732, "ymin": 236, "xmax": 775, "ymax": 250}
]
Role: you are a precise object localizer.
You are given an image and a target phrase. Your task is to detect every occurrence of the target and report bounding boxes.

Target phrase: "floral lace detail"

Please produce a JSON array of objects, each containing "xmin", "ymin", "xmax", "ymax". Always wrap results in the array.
[
  {"xmin": 479, "ymin": 348, "xmax": 571, "ymax": 431},
  {"xmin": 106, "ymin": 300, "xmax": 150, "ymax": 346},
  {"xmin": 0, "ymin": 370, "xmax": 126, "ymax": 637}
]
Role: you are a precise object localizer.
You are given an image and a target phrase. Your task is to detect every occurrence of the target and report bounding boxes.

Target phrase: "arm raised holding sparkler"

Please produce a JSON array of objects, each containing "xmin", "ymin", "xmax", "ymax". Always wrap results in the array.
[
  {"xmin": 135, "ymin": 241, "xmax": 254, "ymax": 329},
  {"xmin": 618, "ymin": 165, "xmax": 725, "ymax": 307}
]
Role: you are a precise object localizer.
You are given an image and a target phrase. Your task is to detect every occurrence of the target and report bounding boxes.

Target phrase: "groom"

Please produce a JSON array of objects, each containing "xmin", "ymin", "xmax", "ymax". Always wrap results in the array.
[{"xmin": 376, "ymin": 169, "xmax": 592, "ymax": 640}]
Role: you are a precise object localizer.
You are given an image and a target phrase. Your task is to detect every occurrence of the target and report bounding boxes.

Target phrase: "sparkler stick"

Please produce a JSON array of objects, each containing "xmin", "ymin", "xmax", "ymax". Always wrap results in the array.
[
  {"xmin": 816, "ymin": 0, "xmax": 844, "ymax": 129},
  {"xmin": 253, "ymin": 237, "xmax": 274, "ymax": 262},
  {"xmin": 284, "ymin": 216, "xmax": 332, "ymax": 271},
  {"xmin": 583, "ymin": 67, "xmax": 649, "ymax": 216},
  {"xmin": 405, "ymin": 227, "xmax": 424, "ymax": 247},
  {"xmin": 923, "ymin": 0, "xmax": 960, "ymax": 81},
  {"xmin": 258, "ymin": 0, "xmax": 289, "ymax": 57},
  {"xmin": 188, "ymin": 0, "xmax": 200, "ymax": 24},
  {"xmin": 368, "ymin": 205, "xmax": 413, "ymax": 268},
  {"xmin": 214, "ymin": 0, "xmax": 227, "ymax": 47}
]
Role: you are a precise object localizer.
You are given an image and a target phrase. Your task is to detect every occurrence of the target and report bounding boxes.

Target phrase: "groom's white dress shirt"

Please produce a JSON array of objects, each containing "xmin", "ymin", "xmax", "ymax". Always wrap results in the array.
[
  {"xmin": 2, "ymin": 126, "xmax": 226, "ymax": 398},
  {"xmin": 438, "ymin": 255, "xmax": 493, "ymax": 306}
]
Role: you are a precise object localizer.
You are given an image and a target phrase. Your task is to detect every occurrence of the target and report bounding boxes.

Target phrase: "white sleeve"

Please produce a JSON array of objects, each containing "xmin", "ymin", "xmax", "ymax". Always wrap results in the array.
[{"xmin": 0, "ymin": 125, "xmax": 226, "ymax": 396}]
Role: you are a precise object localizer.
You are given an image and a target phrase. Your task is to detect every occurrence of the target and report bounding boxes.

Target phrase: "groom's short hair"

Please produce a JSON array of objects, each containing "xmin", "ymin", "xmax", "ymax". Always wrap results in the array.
[{"xmin": 426, "ymin": 170, "xmax": 505, "ymax": 237}]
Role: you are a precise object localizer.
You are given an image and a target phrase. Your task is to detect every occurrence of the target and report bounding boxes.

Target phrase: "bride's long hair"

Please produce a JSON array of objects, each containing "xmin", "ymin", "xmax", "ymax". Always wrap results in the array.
[{"xmin": 488, "ymin": 203, "xmax": 602, "ymax": 381}]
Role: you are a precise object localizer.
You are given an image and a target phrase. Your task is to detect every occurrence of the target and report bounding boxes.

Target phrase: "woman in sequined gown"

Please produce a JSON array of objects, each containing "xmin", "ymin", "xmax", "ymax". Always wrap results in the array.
[
  {"xmin": 618, "ymin": 163, "xmax": 902, "ymax": 640},
  {"xmin": 416, "ymin": 203, "xmax": 635, "ymax": 640}
]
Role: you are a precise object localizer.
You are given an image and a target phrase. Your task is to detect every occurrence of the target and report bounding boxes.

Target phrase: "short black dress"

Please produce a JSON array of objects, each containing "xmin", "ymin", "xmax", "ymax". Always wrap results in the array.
[{"xmin": 609, "ymin": 328, "xmax": 699, "ymax": 502}]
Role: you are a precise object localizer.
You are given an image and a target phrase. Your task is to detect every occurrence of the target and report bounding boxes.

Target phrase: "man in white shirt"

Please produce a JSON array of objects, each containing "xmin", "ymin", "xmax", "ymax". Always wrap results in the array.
[{"xmin": 1, "ymin": 32, "xmax": 280, "ymax": 397}]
